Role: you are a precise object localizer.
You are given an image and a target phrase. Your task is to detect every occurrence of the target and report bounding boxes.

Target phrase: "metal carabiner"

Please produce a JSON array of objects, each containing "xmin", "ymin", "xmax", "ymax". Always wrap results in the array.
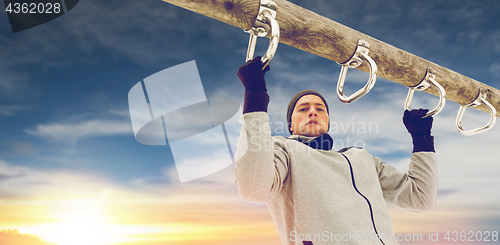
[
  {"xmin": 456, "ymin": 88, "xmax": 497, "ymax": 136},
  {"xmin": 337, "ymin": 40, "xmax": 378, "ymax": 103},
  {"xmin": 245, "ymin": 0, "xmax": 279, "ymax": 70},
  {"xmin": 404, "ymin": 67, "xmax": 446, "ymax": 118}
]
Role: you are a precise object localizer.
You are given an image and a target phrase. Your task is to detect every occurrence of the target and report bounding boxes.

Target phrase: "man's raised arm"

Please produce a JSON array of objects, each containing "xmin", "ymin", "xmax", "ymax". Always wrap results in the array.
[
  {"xmin": 378, "ymin": 109, "xmax": 438, "ymax": 212},
  {"xmin": 234, "ymin": 57, "xmax": 289, "ymax": 204}
]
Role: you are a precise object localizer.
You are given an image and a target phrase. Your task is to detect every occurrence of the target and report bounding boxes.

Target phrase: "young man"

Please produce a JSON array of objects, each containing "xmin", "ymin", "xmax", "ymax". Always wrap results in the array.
[{"xmin": 234, "ymin": 57, "xmax": 437, "ymax": 245}]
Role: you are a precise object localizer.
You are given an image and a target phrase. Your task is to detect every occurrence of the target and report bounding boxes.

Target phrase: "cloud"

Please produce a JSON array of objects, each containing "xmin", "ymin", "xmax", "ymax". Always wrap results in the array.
[
  {"xmin": 0, "ymin": 140, "xmax": 37, "ymax": 158},
  {"xmin": 493, "ymin": 31, "xmax": 500, "ymax": 54},
  {"xmin": 489, "ymin": 62, "xmax": 500, "ymax": 77},
  {"xmin": 0, "ymin": 160, "xmax": 115, "ymax": 200},
  {"xmin": 160, "ymin": 155, "xmax": 236, "ymax": 185},
  {"xmin": 25, "ymin": 119, "xmax": 132, "ymax": 142},
  {"xmin": 108, "ymin": 109, "xmax": 131, "ymax": 118},
  {"xmin": 0, "ymin": 105, "xmax": 29, "ymax": 116},
  {"xmin": 0, "ymin": 70, "xmax": 29, "ymax": 98},
  {"xmin": 0, "ymin": 160, "xmax": 28, "ymax": 181},
  {"xmin": 0, "ymin": 229, "xmax": 55, "ymax": 245},
  {"xmin": 130, "ymin": 165, "xmax": 242, "ymax": 206}
]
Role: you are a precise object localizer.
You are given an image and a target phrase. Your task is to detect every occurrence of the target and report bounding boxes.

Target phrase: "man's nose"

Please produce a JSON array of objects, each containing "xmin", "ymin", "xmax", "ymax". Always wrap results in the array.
[{"xmin": 309, "ymin": 107, "xmax": 318, "ymax": 116}]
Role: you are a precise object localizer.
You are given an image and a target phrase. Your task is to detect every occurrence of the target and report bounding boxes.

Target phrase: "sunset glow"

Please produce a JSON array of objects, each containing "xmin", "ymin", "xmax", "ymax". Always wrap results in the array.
[
  {"xmin": 9, "ymin": 199, "xmax": 118, "ymax": 245},
  {"xmin": 1, "ymin": 190, "xmax": 282, "ymax": 245}
]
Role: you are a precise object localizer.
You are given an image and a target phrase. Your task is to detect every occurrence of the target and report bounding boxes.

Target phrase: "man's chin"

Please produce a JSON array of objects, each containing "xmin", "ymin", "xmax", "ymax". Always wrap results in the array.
[
  {"xmin": 301, "ymin": 131, "xmax": 323, "ymax": 137},
  {"xmin": 294, "ymin": 126, "xmax": 327, "ymax": 137}
]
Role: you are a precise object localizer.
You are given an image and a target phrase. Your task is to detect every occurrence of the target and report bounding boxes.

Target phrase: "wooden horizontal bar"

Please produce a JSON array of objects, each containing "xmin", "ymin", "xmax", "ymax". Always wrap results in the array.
[
  {"xmin": 162, "ymin": 0, "xmax": 259, "ymax": 32},
  {"xmin": 162, "ymin": 0, "xmax": 500, "ymax": 118}
]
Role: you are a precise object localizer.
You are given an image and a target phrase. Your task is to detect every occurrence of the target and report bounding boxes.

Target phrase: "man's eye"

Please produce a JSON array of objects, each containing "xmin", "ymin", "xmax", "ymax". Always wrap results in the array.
[
  {"xmin": 318, "ymin": 108, "xmax": 324, "ymax": 111},
  {"xmin": 299, "ymin": 108, "xmax": 307, "ymax": 111}
]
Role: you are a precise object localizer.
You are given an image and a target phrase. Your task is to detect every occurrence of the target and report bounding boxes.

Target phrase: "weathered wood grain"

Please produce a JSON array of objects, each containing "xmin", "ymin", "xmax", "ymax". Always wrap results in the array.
[{"xmin": 162, "ymin": 0, "xmax": 260, "ymax": 31}]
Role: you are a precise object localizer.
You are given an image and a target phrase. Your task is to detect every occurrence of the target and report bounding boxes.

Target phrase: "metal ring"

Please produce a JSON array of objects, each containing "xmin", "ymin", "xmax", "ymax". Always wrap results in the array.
[
  {"xmin": 404, "ymin": 68, "xmax": 446, "ymax": 118},
  {"xmin": 337, "ymin": 40, "xmax": 378, "ymax": 103},
  {"xmin": 456, "ymin": 89, "xmax": 497, "ymax": 136},
  {"xmin": 245, "ymin": 10, "xmax": 279, "ymax": 70}
]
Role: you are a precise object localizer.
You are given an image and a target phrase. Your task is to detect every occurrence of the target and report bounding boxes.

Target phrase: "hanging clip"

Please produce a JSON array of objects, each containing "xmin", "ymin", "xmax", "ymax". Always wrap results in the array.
[
  {"xmin": 404, "ymin": 67, "xmax": 446, "ymax": 118},
  {"xmin": 456, "ymin": 88, "xmax": 497, "ymax": 136},
  {"xmin": 245, "ymin": 0, "xmax": 279, "ymax": 70},
  {"xmin": 337, "ymin": 40, "xmax": 378, "ymax": 103}
]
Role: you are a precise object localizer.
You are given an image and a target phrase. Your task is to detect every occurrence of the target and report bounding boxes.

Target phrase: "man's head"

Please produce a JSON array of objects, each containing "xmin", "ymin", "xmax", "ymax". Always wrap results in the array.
[{"xmin": 287, "ymin": 90, "xmax": 329, "ymax": 137}]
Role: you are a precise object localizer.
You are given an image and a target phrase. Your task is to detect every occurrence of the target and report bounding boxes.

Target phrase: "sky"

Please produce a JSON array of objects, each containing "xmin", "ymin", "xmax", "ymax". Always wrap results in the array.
[{"xmin": 0, "ymin": 0, "xmax": 500, "ymax": 244}]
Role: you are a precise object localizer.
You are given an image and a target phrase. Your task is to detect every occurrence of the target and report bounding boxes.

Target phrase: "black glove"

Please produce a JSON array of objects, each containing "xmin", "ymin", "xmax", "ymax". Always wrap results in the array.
[
  {"xmin": 403, "ymin": 109, "xmax": 435, "ymax": 153},
  {"xmin": 237, "ymin": 56, "xmax": 270, "ymax": 91},
  {"xmin": 403, "ymin": 109, "xmax": 433, "ymax": 137},
  {"xmin": 237, "ymin": 56, "xmax": 271, "ymax": 114}
]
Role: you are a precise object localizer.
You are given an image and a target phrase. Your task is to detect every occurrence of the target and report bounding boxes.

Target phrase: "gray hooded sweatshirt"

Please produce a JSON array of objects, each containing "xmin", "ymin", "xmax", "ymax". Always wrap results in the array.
[{"xmin": 234, "ymin": 112, "xmax": 438, "ymax": 245}]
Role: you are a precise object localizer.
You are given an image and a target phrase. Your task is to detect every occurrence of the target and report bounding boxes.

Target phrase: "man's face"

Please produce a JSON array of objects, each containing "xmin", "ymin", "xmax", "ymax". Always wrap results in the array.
[{"xmin": 290, "ymin": 94, "xmax": 329, "ymax": 137}]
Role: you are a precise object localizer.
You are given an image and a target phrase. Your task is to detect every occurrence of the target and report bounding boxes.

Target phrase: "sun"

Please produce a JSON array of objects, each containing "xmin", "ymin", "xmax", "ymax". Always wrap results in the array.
[
  {"xmin": 38, "ymin": 199, "xmax": 126, "ymax": 245},
  {"xmin": 57, "ymin": 201, "xmax": 107, "ymax": 245}
]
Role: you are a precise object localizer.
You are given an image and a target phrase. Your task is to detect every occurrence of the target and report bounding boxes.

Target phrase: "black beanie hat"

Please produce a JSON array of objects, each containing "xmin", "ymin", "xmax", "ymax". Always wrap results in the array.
[{"xmin": 287, "ymin": 89, "xmax": 329, "ymax": 134}]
